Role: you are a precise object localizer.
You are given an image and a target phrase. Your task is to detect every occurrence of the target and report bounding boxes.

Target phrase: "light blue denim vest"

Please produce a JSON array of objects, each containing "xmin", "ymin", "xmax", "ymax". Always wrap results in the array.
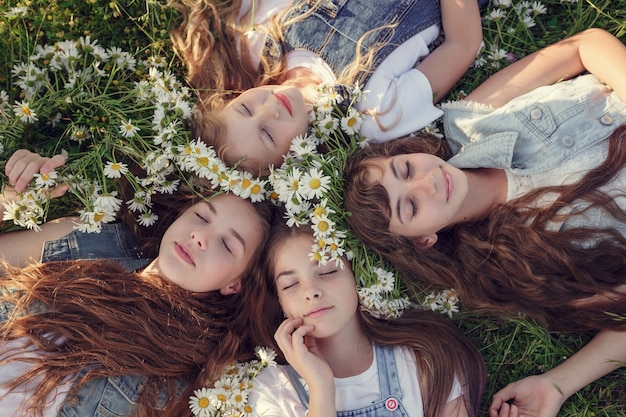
[
  {"xmin": 0, "ymin": 224, "xmax": 182, "ymax": 416},
  {"xmin": 442, "ymin": 74, "xmax": 626, "ymax": 240},
  {"xmin": 267, "ymin": 0, "xmax": 488, "ymax": 84}
]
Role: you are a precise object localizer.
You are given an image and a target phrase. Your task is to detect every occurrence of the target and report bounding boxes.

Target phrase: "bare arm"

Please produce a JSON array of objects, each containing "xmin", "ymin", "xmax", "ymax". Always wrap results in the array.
[
  {"xmin": 489, "ymin": 329, "xmax": 626, "ymax": 417},
  {"xmin": 466, "ymin": 28, "xmax": 626, "ymax": 108},
  {"xmin": 417, "ymin": 0, "xmax": 483, "ymax": 102}
]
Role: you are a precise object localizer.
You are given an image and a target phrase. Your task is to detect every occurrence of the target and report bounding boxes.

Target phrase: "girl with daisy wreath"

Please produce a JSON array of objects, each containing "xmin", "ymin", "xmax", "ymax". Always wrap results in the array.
[
  {"xmin": 168, "ymin": 0, "xmax": 487, "ymax": 175},
  {"xmin": 245, "ymin": 220, "xmax": 485, "ymax": 417},
  {"xmin": 0, "ymin": 150, "xmax": 273, "ymax": 417}
]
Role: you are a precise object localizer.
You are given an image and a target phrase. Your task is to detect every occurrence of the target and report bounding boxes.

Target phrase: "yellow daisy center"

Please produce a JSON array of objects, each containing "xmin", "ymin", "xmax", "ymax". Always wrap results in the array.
[
  {"xmin": 198, "ymin": 397, "xmax": 210, "ymax": 409},
  {"xmin": 196, "ymin": 156, "xmax": 209, "ymax": 167},
  {"xmin": 251, "ymin": 184, "xmax": 261, "ymax": 194},
  {"xmin": 309, "ymin": 178, "xmax": 321, "ymax": 189},
  {"xmin": 317, "ymin": 220, "xmax": 329, "ymax": 232},
  {"xmin": 22, "ymin": 105, "xmax": 31, "ymax": 115},
  {"xmin": 94, "ymin": 212, "xmax": 105, "ymax": 222},
  {"xmin": 313, "ymin": 206, "xmax": 326, "ymax": 217},
  {"xmin": 241, "ymin": 178, "xmax": 251, "ymax": 189}
]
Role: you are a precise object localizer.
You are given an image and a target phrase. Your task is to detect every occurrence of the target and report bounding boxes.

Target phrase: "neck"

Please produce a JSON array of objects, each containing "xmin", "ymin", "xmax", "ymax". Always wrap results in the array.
[
  {"xmin": 461, "ymin": 168, "xmax": 507, "ymax": 222},
  {"xmin": 313, "ymin": 321, "xmax": 373, "ymax": 378}
]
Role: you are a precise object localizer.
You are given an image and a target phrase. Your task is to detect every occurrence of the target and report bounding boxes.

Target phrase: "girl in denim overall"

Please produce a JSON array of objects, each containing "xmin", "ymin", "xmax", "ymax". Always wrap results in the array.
[
  {"xmin": 170, "ymin": 0, "xmax": 487, "ymax": 173},
  {"xmin": 247, "ymin": 221, "xmax": 485, "ymax": 417}
]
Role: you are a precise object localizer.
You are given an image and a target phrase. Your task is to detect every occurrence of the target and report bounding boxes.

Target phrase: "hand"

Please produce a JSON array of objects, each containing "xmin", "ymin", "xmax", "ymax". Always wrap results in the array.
[
  {"xmin": 5, "ymin": 149, "xmax": 68, "ymax": 197},
  {"xmin": 489, "ymin": 374, "xmax": 566, "ymax": 417},
  {"xmin": 274, "ymin": 318, "xmax": 334, "ymax": 385}
]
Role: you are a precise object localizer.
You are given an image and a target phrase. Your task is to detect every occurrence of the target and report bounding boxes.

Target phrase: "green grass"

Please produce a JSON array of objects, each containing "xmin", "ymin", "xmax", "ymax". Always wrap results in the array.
[{"xmin": 1, "ymin": 0, "xmax": 626, "ymax": 415}]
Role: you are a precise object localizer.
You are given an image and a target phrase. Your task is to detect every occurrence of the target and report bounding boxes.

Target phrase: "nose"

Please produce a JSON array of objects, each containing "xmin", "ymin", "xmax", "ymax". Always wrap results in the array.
[
  {"xmin": 410, "ymin": 171, "xmax": 436, "ymax": 196},
  {"xmin": 190, "ymin": 228, "xmax": 210, "ymax": 250},
  {"xmin": 303, "ymin": 281, "xmax": 322, "ymax": 300},
  {"xmin": 257, "ymin": 98, "xmax": 280, "ymax": 120}
]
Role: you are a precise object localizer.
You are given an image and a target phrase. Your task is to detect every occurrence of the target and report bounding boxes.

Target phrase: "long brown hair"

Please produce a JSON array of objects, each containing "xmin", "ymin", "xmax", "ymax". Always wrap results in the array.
[
  {"xmin": 248, "ymin": 222, "xmax": 486, "ymax": 417},
  {"xmin": 0, "ymin": 188, "xmax": 274, "ymax": 417},
  {"xmin": 344, "ymin": 127, "xmax": 626, "ymax": 332}
]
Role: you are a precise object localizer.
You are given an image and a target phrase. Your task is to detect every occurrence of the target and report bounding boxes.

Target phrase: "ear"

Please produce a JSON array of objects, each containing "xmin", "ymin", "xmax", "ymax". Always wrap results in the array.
[
  {"xmin": 412, "ymin": 234, "xmax": 438, "ymax": 249},
  {"xmin": 219, "ymin": 279, "xmax": 242, "ymax": 296}
]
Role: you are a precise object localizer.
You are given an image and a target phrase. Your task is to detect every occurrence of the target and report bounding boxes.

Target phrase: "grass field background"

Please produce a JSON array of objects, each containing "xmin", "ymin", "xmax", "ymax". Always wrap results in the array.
[{"xmin": 1, "ymin": 0, "xmax": 625, "ymax": 415}]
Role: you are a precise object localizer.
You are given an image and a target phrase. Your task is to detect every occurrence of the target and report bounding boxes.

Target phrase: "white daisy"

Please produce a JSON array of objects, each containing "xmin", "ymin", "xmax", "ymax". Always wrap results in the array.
[
  {"xmin": 189, "ymin": 387, "xmax": 214, "ymax": 417},
  {"xmin": 103, "ymin": 161, "xmax": 129, "ymax": 179},
  {"xmin": 119, "ymin": 119, "xmax": 140, "ymax": 138},
  {"xmin": 138, "ymin": 211, "xmax": 158, "ymax": 227},
  {"xmin": 13, "ymin": 100, "xmax": 38, "ymax": 123},
  {"xmin": 299, "ymin": 168, "xmax": 331, "ymax": 200}
]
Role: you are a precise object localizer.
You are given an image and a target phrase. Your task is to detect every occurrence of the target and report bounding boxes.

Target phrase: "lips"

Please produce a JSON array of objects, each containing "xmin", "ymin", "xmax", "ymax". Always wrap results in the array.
[
  {"xmin": 305, "ymin": 306, "xmax": 332, "ymax": 318},
  {"xmin": 274, "ymin": 93, "xmax": 293, "ymax": 116},
  {"xmin": 442, "ymin": 169, "xmax": 453, "ymax": 201},
  {"xmin": 174, "ymin": 242, "xmax": 195, "ymax": 266}
]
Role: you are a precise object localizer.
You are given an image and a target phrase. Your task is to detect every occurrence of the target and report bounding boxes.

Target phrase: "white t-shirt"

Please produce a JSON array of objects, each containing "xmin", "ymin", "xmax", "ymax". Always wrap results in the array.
[
  {"xmin": 248, "ymin": 344, "xmax": 462, "ymax": 417},
  {"xmin": 238, "ymin": 0, "xmax": 443, "ymax": 142},
  {"xmin": 0, "ymin": 338, "xmax": 71, "ymax": 417}
]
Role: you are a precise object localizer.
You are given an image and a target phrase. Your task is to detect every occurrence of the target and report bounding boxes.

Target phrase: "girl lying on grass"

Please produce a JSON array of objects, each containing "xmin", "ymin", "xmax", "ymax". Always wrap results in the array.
[
  {"xmin": 344, "ymin": 28, "xmax": 626, "ymax": 417},
  {"xmin": 0, "ymin": 150, "xmax": 272, "ymax": 417},
  {"xmin": 246, "ymin": 220, "xmax": 486, "ymax": 417},
  {"xmin": 169, "ymin": 0, "xmax": 486, "ymax": 174}
]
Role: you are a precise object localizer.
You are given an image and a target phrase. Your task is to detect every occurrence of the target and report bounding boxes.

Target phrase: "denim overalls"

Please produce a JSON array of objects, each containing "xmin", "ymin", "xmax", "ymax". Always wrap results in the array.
[
  {"xmin": 0, "ymin": 223, "xmax": 181, "ymax": 416},
  {"xmin": 266, "ymin": 0, "xmax": 488, "ymax": 85},
  {"xmin": 286, "ymin": 344, "xmax": 411, "ymax": 417}
]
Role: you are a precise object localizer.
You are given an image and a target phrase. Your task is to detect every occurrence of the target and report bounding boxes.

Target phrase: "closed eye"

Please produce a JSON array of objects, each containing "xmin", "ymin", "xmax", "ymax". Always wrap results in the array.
[
  {"xmin": 221, "ymin": 238, "xmax": 233, "ymax": 254},
  {"xmin": 195, "ymin": 212, "xmax": 208, "ymax": 223},
  {"xmin": 319, "ymin": 270, "xmax": 337, "ymax": 276},
  {"xmin": 282, "ymin": 281, "xmax": 298, "ymax": 290},
  {"xmin": 409, "ymin": 197, "xmax": 417, "ymax": 217},
  {"xmin": 261, "ymin": 128, "xmax": 275, "ymax": 144},
  {"xmin": 241, "ymin": 103, "xmax": 252, "ymax": 116},
  {"xmin": 405, "ymin": 160, "xmax": 411, "ymax": 179}
]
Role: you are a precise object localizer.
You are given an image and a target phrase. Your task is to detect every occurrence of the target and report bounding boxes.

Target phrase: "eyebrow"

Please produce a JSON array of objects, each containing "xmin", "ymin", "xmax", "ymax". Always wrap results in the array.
[
  {"xmin": 275, "ymin": 270, "xmax": 295, "ymax": 282},
  {"xmin": 388, "ymin": 159, "xmax": 404, "ymax": 225},
  {"xmin": 202, "ymin": 201, "xmax": 247, "ymax": 251}
]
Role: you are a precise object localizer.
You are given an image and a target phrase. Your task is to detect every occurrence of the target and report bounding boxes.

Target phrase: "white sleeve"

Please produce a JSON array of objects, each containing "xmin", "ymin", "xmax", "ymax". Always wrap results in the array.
[
  {"xmin": 358, "ymin": 69, "xmax": 443, "ymax": 142},
  {"xmin": 356, "ymin": 24, "xmax": 443, "ymax": 142},
  {"xmin": 249, "ymin": 366, "xmax": 307, "ymax": 417},
  {"xmin": 447, "ymin": 375, "xmax": 463, "ymax": 402}
]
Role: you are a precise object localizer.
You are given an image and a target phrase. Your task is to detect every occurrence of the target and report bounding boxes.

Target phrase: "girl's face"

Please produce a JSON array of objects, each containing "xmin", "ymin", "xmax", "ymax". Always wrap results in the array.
[
  {"xmin": 219, "ymin": 85, "xmax": 309, "ymax": 171},
  {"xmin": 272, "ymin": 234, "xmax": 360, "ymax": 339},
  {"xmin": 155, "ymin": 194, "xmax": 264, "ymax": 293},
  {"xmin": 367, "ymin": 153, "xmax": 469, "ymax": 245}
]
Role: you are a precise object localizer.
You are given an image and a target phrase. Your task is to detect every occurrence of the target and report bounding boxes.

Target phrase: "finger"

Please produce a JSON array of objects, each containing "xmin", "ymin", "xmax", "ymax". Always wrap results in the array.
[
  {"xmin": 5, "ymin": 149, "xmax": 31, "ymax": 175},
  {"xmin": 497, "ymin": 402, "xmax": 510, "ymax": 417},
  {"xmin": 49, "ymin": 184, "xmax": 70, "ymax": 199},
  {"xmin": 274, "ymin": 318, "xmax": 302, "ymax": 350},
  {"xmin": 40, "ymin": 154, "xmax": 66, "ymax": 174},
  {"xmin": 9, "ymin": 158, "xmax": 46, "ymax": 192}
]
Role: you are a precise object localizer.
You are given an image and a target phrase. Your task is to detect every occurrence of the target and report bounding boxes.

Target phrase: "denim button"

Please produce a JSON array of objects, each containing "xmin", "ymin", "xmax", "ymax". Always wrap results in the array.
[
  {"xmin": 67, "ymin": 396, "xmax": 79, "ymax": 405},
  {"xmin": 513, "ymin": 162, "xmax": 526, "ymax": 169},
  {"xmin": 600, "ymin": 115, "xmax": 613, "ymax": 125},
  {"xmin": 561, "ymin": 136, "xmax": 574, "ymax": 147},
  {"xmin": 530, "ymin": 108, "xmax": 543, "ymax": 120}
]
